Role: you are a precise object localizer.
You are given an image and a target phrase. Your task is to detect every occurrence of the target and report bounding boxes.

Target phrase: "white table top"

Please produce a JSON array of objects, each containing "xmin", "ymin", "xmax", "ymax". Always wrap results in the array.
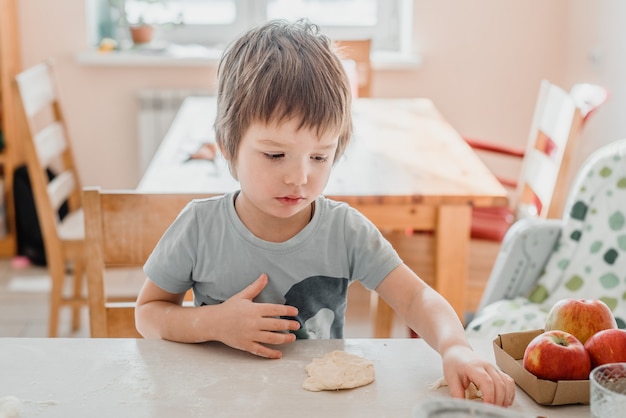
[{"xmin": 0, "ymin": 338, "xmax": 588, "ymax": 417}]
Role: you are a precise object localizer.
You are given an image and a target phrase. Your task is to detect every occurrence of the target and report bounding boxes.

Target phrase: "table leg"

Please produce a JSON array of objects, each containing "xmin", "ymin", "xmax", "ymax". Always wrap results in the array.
[
  {"xmin": 372, "ymin": 290, "xmax": 395, "ymax": 338},
  {"xmin": 435, "ymin": 205, "xmax": 471, "ymax": 322}
]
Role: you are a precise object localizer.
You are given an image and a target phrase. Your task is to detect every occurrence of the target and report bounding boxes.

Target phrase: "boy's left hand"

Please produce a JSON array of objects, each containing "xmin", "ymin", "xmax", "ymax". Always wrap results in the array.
[{"xmin": 441, "ymin": 345, "xmax": 515, "ymax": 407}]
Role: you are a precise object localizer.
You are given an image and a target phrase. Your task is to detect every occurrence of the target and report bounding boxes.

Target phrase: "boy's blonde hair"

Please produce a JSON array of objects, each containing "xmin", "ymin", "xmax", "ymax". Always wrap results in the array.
[{"xmin": 215, "ymin": 19, "xmax": 352, "ymax": 163}]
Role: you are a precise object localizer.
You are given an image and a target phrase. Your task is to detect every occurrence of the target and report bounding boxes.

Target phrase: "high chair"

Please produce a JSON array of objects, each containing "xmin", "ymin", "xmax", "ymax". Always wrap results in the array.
[{"xmin": 466, "ymin": 138, "xmax": 626, "ymax": 338}]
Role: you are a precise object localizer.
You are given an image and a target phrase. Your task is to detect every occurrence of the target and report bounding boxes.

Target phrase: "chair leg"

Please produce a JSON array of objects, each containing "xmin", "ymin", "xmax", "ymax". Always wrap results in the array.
[
  {"xmin": 47, "ymin": 264, "xmax": 66, "ymax": 338},
  {"xmin": 371, "ymin": 292, "xmax": 394, "ymax": 338},
  {"xmin": 71, "ymin": 261, "xmax": 85, "ymax": 331}
]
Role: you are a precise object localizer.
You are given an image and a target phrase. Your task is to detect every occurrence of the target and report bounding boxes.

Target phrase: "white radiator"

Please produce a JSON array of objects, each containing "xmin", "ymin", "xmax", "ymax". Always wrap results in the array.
[{"xmin": 137, "ymin": 88, "xmax": 211, "ymax": 173}]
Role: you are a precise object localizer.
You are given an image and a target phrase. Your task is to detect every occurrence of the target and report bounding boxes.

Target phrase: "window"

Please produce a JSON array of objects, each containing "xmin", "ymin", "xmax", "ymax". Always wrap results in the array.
[{"xmin": 99, "ymin": 0, "xmax": 411, "ymax": 53}]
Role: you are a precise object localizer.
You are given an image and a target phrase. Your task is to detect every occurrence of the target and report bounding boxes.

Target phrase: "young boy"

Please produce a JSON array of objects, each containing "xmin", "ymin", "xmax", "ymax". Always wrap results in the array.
[{"xmin": 135, "ymin": 19, "xmax": 515, "ymax": 406}]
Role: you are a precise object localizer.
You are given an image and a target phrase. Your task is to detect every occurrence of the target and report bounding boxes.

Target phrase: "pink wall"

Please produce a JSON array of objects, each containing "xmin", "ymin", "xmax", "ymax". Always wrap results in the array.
[
  {"xmin": 376, "ymin": 0, "xmax": 568, "ymax": 185},
  {"xmin": 16, "ymin": 0, "xmax": 623, "ymax": 194}
]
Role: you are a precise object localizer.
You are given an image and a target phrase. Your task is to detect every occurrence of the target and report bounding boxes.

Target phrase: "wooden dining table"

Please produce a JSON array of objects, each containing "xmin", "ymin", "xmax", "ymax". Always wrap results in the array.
[
  {"xmin": 0, "ymin": 337, "xmax": 588, "ymax": 417},
  {"xmin": 137, "ymin": 97, "xmax": 508, "ymax": 337}
]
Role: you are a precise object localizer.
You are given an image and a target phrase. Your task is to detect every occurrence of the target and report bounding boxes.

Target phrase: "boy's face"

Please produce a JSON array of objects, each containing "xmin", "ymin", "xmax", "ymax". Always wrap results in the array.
[{"xmin": 228, "ymin": 117, "xmax": 338, "ymax": 222}]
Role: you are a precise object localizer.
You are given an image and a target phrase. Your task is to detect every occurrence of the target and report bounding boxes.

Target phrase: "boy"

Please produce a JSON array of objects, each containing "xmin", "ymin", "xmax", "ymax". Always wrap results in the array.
[{"xmin": 135, "ymin": 19, "xmax": 515, "ymax": 406}]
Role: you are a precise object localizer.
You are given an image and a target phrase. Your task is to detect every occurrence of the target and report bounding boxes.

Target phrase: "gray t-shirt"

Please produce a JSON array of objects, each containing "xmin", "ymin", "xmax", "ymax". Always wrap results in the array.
[{"xmin": 144, "ymin": 191, "xmax": 402, "ymax": 339}]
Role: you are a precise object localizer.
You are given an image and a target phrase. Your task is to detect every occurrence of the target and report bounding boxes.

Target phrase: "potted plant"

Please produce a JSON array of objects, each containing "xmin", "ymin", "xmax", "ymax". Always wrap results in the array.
[
  {"xmin": 129, "ymin": 18, "xmax": 155, "ymax": 44},
  {"xmin": 108, "ymin": 0, "xmax": 169, "ymax": 45}
]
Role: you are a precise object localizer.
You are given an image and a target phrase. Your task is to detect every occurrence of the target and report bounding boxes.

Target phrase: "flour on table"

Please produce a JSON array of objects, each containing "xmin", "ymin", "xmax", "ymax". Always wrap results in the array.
[
  {"xmin": 303, "ymin": 350, "xmax": 375, "ymax": 392},
  {"xmin": 0, "ymin": 396, "xmax": 22, "ymax": 418}
]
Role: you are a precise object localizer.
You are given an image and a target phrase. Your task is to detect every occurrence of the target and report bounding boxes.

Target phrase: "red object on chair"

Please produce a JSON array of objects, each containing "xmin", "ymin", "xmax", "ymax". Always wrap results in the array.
[
  {"xmin": 462, "ymin": 138, "xmax": 524, "ymax": 189},
  {"xmin": 470, "ymin": 207, "xmax": 516, "ymax": 241}
]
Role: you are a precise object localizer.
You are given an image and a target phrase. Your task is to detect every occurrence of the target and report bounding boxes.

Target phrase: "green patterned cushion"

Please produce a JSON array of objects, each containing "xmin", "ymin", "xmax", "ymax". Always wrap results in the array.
[
  {"xmin": 466, "ymin": 297, "xmax": 550, "ymax": 336},
  {"xmin": 529, "ymin": 145, "xmax": 626, "ymax": 328},
  {"xmin": 466, "ymin": 140, "xmax": 626, "ymax": 338}
]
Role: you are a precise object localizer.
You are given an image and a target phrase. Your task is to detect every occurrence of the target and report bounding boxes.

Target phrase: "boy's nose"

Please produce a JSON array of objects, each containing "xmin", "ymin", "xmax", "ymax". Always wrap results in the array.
[{"xmin": 284, "ymin": 162, "xmax": 308, "ymax": 186}]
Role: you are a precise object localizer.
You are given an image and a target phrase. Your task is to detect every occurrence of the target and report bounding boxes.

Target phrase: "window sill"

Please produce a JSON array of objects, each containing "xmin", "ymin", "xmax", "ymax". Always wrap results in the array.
[
  {"xmin": 75, "ymin": 43, "xmax": 422, "ymax": 70},
  {"xmin": 75, "ymin": 43, "xmax": 223, "ymax": 67}
]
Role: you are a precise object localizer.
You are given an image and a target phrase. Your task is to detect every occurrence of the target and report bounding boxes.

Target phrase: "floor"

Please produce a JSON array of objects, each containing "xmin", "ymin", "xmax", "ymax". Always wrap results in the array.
[{"xmin": 0, "ymin": 258, "xmax": 411, "ymax": 339}]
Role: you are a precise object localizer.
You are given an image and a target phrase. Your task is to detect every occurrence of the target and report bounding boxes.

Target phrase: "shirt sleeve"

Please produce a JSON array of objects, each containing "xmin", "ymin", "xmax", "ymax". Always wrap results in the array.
[
  {"xmin": 342, "ymin": 206, "xmax": 403, "ymax": 290},
  {"xmin": 143, "ymin": 202, "xmax": 199, "ymax": 294}
]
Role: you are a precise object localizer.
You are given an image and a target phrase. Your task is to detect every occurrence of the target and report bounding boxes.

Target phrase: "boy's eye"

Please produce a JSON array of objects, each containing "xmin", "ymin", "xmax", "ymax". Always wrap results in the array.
[
  {"xmin": 264, "ymin": 153, "xmax": 284, "ymax": 160},
  {"xmin": 312, "ymin": 155, "xmax": 329, "ymax": 162}
]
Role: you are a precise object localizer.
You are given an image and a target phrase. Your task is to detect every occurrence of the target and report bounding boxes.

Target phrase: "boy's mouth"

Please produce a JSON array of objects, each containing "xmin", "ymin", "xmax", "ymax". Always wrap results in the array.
[{"xmin": 277, "ymin": 195, "xmax": 304, "ymax": 205}]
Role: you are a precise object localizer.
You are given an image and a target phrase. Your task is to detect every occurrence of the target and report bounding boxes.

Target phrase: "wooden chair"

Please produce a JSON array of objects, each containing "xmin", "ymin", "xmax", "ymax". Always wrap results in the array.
[
  {"xmin": 334, "ymin": 39, "xmax": 372, "ymax": 97},
  {"xmin": 83, "ymin": 187, "xmax": 209, "ymax": 337},
  {"xmin": 463, "ymin": 80, "xmax": 607, "ymax": 320},
  {"xmin": 15, "ymin": 61, "xmax": 86, "ymax": 337},
  {"xmin": 466, "ymin": 81, "xmax": 609, "ymax": 242}
]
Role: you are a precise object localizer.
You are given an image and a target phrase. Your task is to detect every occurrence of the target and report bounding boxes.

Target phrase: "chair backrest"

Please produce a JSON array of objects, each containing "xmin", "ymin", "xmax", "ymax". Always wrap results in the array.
[
  {"xmin": 333, "ymin": 39, "xmax": 372, "ymax": 97},
  {"xmin": 83, "ymin": 187, "xmax": 210, "ymax": 337},
  {"xmin": 15, "ymin": 61, "xmax": 83, "ymax": 257},
  {"xmin": 514, "ymin": 80, "xmax": 584, "ymax": 220}
]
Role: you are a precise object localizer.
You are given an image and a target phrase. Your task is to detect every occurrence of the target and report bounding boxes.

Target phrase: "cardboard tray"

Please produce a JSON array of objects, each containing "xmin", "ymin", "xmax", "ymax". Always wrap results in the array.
[{"xmin": 493, "ymin": 329, "xmax": 590, "ymax": 406}]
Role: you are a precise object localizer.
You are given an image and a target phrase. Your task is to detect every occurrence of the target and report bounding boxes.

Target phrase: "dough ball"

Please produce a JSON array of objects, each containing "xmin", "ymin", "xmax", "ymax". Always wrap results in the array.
[{"xmin": 303, "ymin": 350, "xmax": 375, "ymax": 392}]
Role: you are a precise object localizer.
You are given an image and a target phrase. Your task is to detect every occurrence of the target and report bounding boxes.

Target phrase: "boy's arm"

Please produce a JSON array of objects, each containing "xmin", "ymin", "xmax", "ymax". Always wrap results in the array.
[
  {"xmin": 375, "ymin": 264, "xmax": 515, "ymax": 406},
  {"xmin": 135, "ymin": 274, "xmax": 301, "ymax": 359},
  {"xmin": 375, "ymin": 264, "xmax": 469, "ymax": 351}
]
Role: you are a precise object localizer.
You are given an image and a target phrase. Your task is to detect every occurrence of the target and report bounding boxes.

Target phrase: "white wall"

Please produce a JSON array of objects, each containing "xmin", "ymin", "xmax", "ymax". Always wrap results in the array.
[{"xmin": 15, "ymin": 0, "xmax": 625, "ymax": 191}]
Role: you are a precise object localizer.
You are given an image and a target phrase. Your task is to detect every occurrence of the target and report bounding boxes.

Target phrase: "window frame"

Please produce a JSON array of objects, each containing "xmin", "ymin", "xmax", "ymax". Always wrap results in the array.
[{"xmin": 115, "ymin": 0, "xmax": 410, "ymax": 52}]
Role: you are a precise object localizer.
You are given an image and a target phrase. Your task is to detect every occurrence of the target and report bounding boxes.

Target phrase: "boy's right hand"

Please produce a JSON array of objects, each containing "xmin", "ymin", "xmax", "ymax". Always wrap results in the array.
[{"xmin": 216, "ymin": 273, "xmax": 301, "ymax": 359}]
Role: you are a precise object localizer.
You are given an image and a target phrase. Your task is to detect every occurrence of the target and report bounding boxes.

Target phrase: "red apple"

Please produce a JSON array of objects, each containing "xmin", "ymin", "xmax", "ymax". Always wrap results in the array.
[
  {"xmin": 584, "ymin": 328, "xmax": 626, "ymax": 368},
  {"xmin": 523, "ymin": 330, "xmax": 591, "ymax": 381},
  {"xmin": 544, "ymin": 298, "xmax": 617, "ymax": 344}
]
